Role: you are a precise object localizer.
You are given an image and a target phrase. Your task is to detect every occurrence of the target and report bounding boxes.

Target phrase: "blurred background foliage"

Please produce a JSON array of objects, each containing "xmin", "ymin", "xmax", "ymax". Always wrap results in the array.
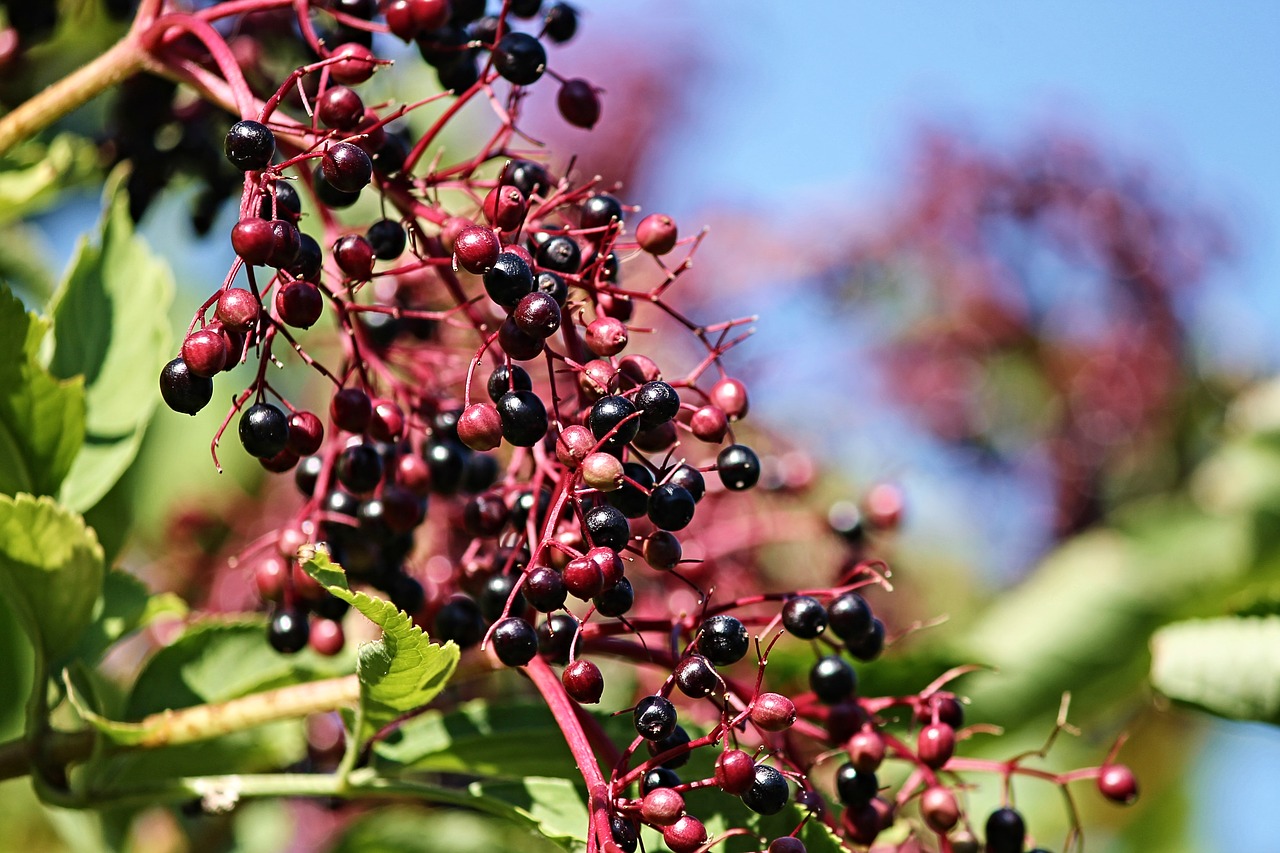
[{"xmin": 1, "ymin": 1, "xmax": 1279, "ymax": 851}]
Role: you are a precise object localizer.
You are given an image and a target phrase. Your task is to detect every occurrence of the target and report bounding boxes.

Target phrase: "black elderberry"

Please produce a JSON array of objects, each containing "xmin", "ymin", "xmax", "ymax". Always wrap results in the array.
[
  {"xmin": 537, "ymin": 270, "xmax": 569, "ymax": 306},
  {"xmin": 543, "ymin": 2, "xmax": 578, "ymax": 43},
  {"xmin": 610, "ymin": 815, "xmax": 639, "ymax": 853},
  {"xmin": 239, "ymin": 402, "xmax": 289, "ymax": 458},
  {"xmin": 674, "ymin": 654, "xmax": 719, "ymax": 698},
  {"xmin": 336, "ymin": 443, "xmax": 384, "ymax": 494},
  {"xmin": 536, "ymin": 612, "xmax": 578, "ymax": 664},
  {"xmin": 985, "ymin": 807, "xmax": 1026, "ymax": 853},
  {"xmin": 697, "ymin": 615, "xmax": 749, "ymax": 666},
  {"xmin": 492, "ymin": 617, "xmax": 538, "ymax": 667},
  {"xmin": 717, "ymin": 444, "xmax": 761, "ymax": 491},
  {"xmin": 581, "ymin": 194, "xmax": 624, "ymax": 231},
  {"xmin": 835, "ymin": 762, "xmax": 878, "ymax": 808},
  {"xmin": 366, "ymin": 219, "xmax": 407, "ymax": 260},
  {"xmin": 809, "ymin": 655, "xmax": 857, "ymax": 704},
  {"xmin": 435, "ymin": 596, "xmax": 485, "ymax": 647},
  {"xmin": 584, "ymin": 504, "xmax": 630, "ymax": 550},
  {"xmin": 423, "ymin": 440, "xmax": 468, "ymax": 494},
  {"xmin": 667, "ymin": 464, "xmax": 706, "ymax": 503},
  {"xmin": 511, "ymin": 0, "xmax": 542, "ymax": 17},
  {"xmin": 386, "ymin": 573, "xmax": 426, "ymax": 615},
  {"xmin": 483, "ymin": 252, "xmax": 535, "ymax": 309},
  {"xmin": 782, "ymin": 596, "xmax": 828, "ymax": 639},
  {"xmin": 287, "ymin": 233, "xmax": 323, "ymax": 282},
  {"xmin": 313, "ymin": 164, "xmax": 362, "ymax": 208},
  {"xmin": 594, "ymin": 577, "xmax": 634, "ymax": 617},
  {"xmin": 642, "ymin": 767, "xmax": 680, "ymax": 794},
  {"xmin": 324, "ymin": 488, "xmax": 360, "ymax": 519},
  {"xmin": 493, "ymin": 32, "xmax": 547, "ymax": 85},
  {"xmin": 497, "ymin": 389, "xmax": 548, "ymax": 447},
  {"xmin": 828, "ymin": 592, "xmax": 873, "ymax": 643},
  {"xmin": 508, "ymin": 487, "xmax": 552, "ymax": 532},
  {"xmin": 436, "ymin": 50, "xmax": 480, "ymax": 91},
  {"xmin": 847, "ymin": 617, "xmax": 886, "ymax": 662},
  {"xmin": 635, "ymin": 381, "xmax": 680, "ymax": 428},
  {"xmin": 460, "ymin": 451, "xmax": 499, "ymax": 493},
  {"xmin": 633, "ymin": 695, "xmax": 677, "ymax": 741},
  {"xmin": 606, "ymin": 462, "xmax": 654, "ymax": 518},
  {"xmin": 258, "ymin": 181, "xmax": 301, "ymax": 221},
  {"xmin": 480, "ymin": 572, "xmax": 527, "ymax": 622},
  {"xmin": 224, "ymin": 120, "xmax": 275, "ymax": 171},
  {"xmin": 536, "ymin": 234, "xmax": 581, "ymax": 273},
  {"xmin": 295, "ymin": 454, "xmax": 324, "ymax": 496},
  {"xmin": 741, "ymin": 764, "xmax": 789, "ymax": 815},
  {"xmin": 505, "ymin": 159, "xmax": 550, "ymax": 199},
  {"xmin": 525, "ymin": 566, "xmax": 567, "ymax": 612},
  {"xmin": 647, "ymin": 483, "xmax": 696, "ymax": 531},
  {"xmin": 647, "ymin": 724, "xmax": 692, "ymax": 769},
  {"xmin": 160, "ymin": 357, "xmax": 214, "ymax": 415},
  {"xmin": 267, "ymin": 608, "xmax": 309, "ymax": 654},
  {"xmin": 487, "ymin": 364, "xmax": 533, "ymax": 403},
  {"xmin": 448, "ymin": 0, "xmax": 486, "ymax": 25},
  {"xmin": 313, "ymin": 593, "xmax": 351, "ymax": 622},
  {"xmin": 588, "ymin": 395, "xmax": 639, "ymax": 450}
]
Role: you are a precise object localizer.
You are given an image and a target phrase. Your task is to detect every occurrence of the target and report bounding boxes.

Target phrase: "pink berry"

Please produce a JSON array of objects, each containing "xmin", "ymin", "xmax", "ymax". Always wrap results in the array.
[
  {"xmin": 917, "ymin": 722, "xmax": 955, "ymax": 770},
  {"xmin": 662, "ymin": 815, "xmax": 706, "ymax": 853},
  {"xmin": 215, "ymin": 288, "xmax": 259, "ymax": 333},
  {"xmin": 458, "ymin": 403, "xmax": 503, "ymax": 451},
  {"xmin": 309, "ymin": 618, "xmax": 345, "ymax": 657},
  {"xmin": 1098, "ymin": 764, "xmax": 1139, "ymax": 805},
  {"xmin": 848, "ymin": 729, "xmax": 886, "ymax": 773},
  {"xmin": 581, "ymin": 452, "xmax": 624, "ymax": 491},
  {"xmin": 556, "ymin": 425, "xmax": 595, "ymax": 468},
  {"xmin": 369, "ymin": 398, "xmax": 405, "ymax": 442},
  {"xmin": 585, "ymin": 316, "xmax": 628, "ymax": 356},
  {"xmin": 557, "ymin": 78, "xmax": 601, "ymax": 129},
  {"xmin": 714, "ymin": 748, "xmax": 755, "ymax": 795},
  {"xmin": 317, "ymin": 85, "xmax": 364, "ymax": 130},
  {"xmin": 181, "ymin": 329, "xmax": 228, "ymax": 378},
  {"xmin": 276, "ymin": 281, "xmax": 324, "ymax": 329},
  {"xmin": 482, "ymin": 184, "xmax": 527, "ymax": 231},
  {"xmin": 920, "ymin": 785, "xmax": 959, "ymax": 833},
  {"xmin": 690, "ymin": 405, "xmax": 728, "ymax": 443},
  {"xmin": 750, "ymin": 692, "xmax": 797, "ymax": 732},
  {"xmin": 231, "ymin": 218, "xmax": 274, "ymax": 265},
  {"xmin": 454, "ymin": 225, "xmax": 501, "ymax": 273},
  {"xmin": 636, "ymin": 213, "xmax": 678, "ymax": 255},
  {"xmin": 640, "ymin": 788, "xmax": 684, "ymax": 827},
  {"xmin": 328, "ymin": 42, "xmax": 376, "ymax": 85}
]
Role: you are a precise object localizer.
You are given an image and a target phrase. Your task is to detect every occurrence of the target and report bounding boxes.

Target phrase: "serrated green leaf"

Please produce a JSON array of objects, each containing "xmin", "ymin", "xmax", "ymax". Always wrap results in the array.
[
  {"xmin": 304, "ymin": 550, "xmax": 459, "ymax": 739},
  {"xmin": 0, "ymin": 493, "xmax": 104, "ymax": 663},
  {"xmin": 0, "ymin": 285, "xmax": 86, "ymax": 498},
  {"xmin": 467, "ymin": 777, "xmax": 589, "ymax": 848},
  {"xmin": 50, "ymin": 178, "xmax": 174, "ymax": 512},
  {"xmin": 0, "ymin": 134, "xmax": 99, "ymax": 225},
  {"xmin": 1150, "ymin": 616, "xmax": 1280, "ymax": 723}
]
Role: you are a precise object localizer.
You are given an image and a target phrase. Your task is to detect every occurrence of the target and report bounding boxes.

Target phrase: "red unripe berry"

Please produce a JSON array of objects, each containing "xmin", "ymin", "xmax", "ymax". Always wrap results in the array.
[
  {"xmin": 396, "ymin": 453, "xmax": 432, "ymax": 495},
  {"xmin": 641, "ymin": 788, "xmax": 684, "ymax": 827},
  {"xmin": 260, "ymin": 448, "xmax": 299, "ymax": 473},
  {"xmin": 216, "ymin": 288, "xmax": 259, "ymax": 333},
  {"xmin": 585, "ymin": 316, "xmax": 628, "ymax": 356},
  {"xmin": 483, "ymin": 184, "xmax": 527, "ymax": 231},
  {"xmin": 769, "ymin": 839, "xmax": 806, "ymax": 853},
  {"xmin": 386, "ymin": 0, "xmax": 450, "ymax": 40},
  {"xmin": 913, "ymin": 693, "xmax": 964, "ymax": 728},
  {"xmin": 750, "ymin": 692, "xmax": 797, "ymax": 732},
  {"xmin": 218, "ymin": 325, "xmax": 245, "ymax": 371},
  {"xmin": 267, "ymin": 219, "xmax": 301, "ymax": 268},
  {"xmin": 458, "ymin": 402, "xmax": 503, "ymax": 451},
  {"xmin": 563, "ymin": 555, "xmax": 604, "ymax": 600},
  {"xmin": 454, "ymin": 225, "xmax": 501, "ymax": 273},
  {"xmin": 291, "ymin": 561, "xmax": 325, "ymax": 600},
  {"xmin": 317, "ymin": 85, "xmax": 365, "ymax": 130},
  {"xmin": 562, "ymin": 658, "xmax": 604, "ymax": 704},
  {"xmin": 917, "ymin": 723, "xmax": 955, "ymax": 770},
  {"xmin": 328, "ymin": 42, "xmax": 376, "ymax": 85},
  {"xmin": 231, "ymin": 218, "xmax": 274, "ymax": 265},
  {"xmin": 579, "ymin": 358, "xmax": 617, "ymax": 399},
  {"xmin": 1098, "ymin": 764, "xmax": 1139, "ymax": 805},
  {"xmin": 598, "ymin": 290, "xmax": 633, "ymax": 322},
  {"xmin": 690, "ymin": 405, "xmax": 729, "ymax": 443},
  {"xmin": 514, "ymin": 291, "xmax": 562, "ymax": 338},
  {"xmin": 841, "ymin": 797, "xmax": 893, "ymax": 846},
  {"xmin": 276, "ymin": 281, "xmax": 324, "ymax": 329},
  {"xmin": 255, "ymin": 556, "xmax": 287, "ymax": 601},
  {"xmin": 662, "ymin": 815, "xmax": 706, "ymax": 853},
  {"xmin": 382, "ymin": 485, "xmax": 425, "ymax": 533},
  {"xmin": 618, "ymin": 354, "xmax": 661, "ymax": 385},
  {"xmin": 330, "ymin": 387, "xmax": 372, "ymax": 433},
  {"xmin": 181, "ymin": 329, "xmax": 228, "ymax": 378},
  {"xmin": 557, "ymin": 78, "xmax": 601, "ymax": 128},
  {"xmin": 865, "ymin": 482, "xmax": 905, "ymax": 530},
  {"xmin": 334, "ymin": 234, "xmax": 376, "ymax": 279},
  {"xmin": 354, "ymin": 110, "xmax": 386, "ymax": 154},
  {"xmin": 288, "ymin": 411, "xmax": 324, "ymax": 455},
  {"xmin": 323, "ymin": 142, "xmax": 373, "ymax": 193},
  {"xmin": 309, "ymin": 617, "xmax": 345, "ymax": 656},
  {"xmin": 504, "ymin": 243, "xmax": 535, "ymax": 268},
  {"xmin": 556, "ymin": 425, "xmax": 595, "ymax": 468},
  {"xmin": 369, "ymin": 398, "xmax": 405, "ymax": 442},
  {"xmin": 920, "ymin": 785, "xmax": 959, "ymax": 833},
  {"xmin": 848, "ymin": 729, "xmax": 886, "ymax": 773},
  {"xmin": 714, "ymin": 749, "xmax": 754, "ymax": 795},
  {"xmin": 586, "ymin": 546, "xmax": 624, "ymax": 588},
  {"xmin": 710, "ymin": 377, "xmax": 749, "ymax": 420},
  {"xmin": 581, "ymin": 452, "xmax": 624, "ymax": 491},
  {"xmin": 636, "ymin": 213, "xmax": 677, "ymax": 255}
]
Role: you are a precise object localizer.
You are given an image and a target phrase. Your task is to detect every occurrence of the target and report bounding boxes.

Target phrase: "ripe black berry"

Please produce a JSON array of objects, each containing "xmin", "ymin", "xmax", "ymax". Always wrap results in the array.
[
  {"xmin": 588, "ymin": 395, "xmax": 639, "ymax": 449},
  {"xmin": 742, "ymin": 764, "xmax": 789, "ymax": 815},
  {"xmin": 492, "ymin": 32, "xmax": 547, "ymax": 86},
  {"xmin": 239, "ymin": 402, "xmax": 289, "ymax": 458},
  {"xmin": 267, "ymin": 608, "xmax": 309, "ymax": 654},
  {"xmin": 828, "ymin": 592, "xmax": 873, "ymax": 643},
  {"xmin": 557, "ymin": 78, "xmax": 600, "ymax": 129},
  {"xmin": 224, "ymin": 120, "xmax": 275, "ymax": 171},
  {"xmin": 524, "ymin": 566, "xmax": 567, "ymax": 612},
  {"xmin": 337, "ymin": 443, "xmax": 384, "ymax": 494},
  {"xmin": 536, "ymin": 234, "xmax": 581, "ymax": 273},
  {"xmin": 492, "ymin": 616, "xmax": 538, "ymax": 667},
  {"xmin": 513, "ymin": 291, "xmax": 562, "ymax": 338},
  {"xmin": 635, "ymin": 381, "xmax": 680, "ymax": 428},
  {"xmin": 496, "ymin": 389, "xmax": 548, "ymax": 447},
  {"xmin": 537, "ymin": 613, "xmax": 578, "ymax": 664},
  {"xmin": 633, "ymin": 695, "xmax": 677, "ymax": 741},
  {"xmin": 606, "ymin": 462, "xmax": 653, "ymax": 518},
  {"xmin": 647, "ymin": 724, "xmax": 691, "ymax": 769},
  {"xmin": 487, "ymin": 364, "xmax": 533, "ymax": 402},
  {"xmin": 985, "ymin": 807, "xmax": 1026, "ymax": 853},
  {"xmin": 594, "ymin": 577, "xmax": 633, "ymax": 617},
  {"xmin": 483, "ymin": 251, "xmax": 535, "ymax": 309},
  {"xmin": 322, "ymin": 142, "xmax": 373, "ymax": 193},
  {"xmin": 835, "ymin": 763, "xmax": 877, "ymax": 808},
  {"xmin": 782, "ymin": 596, "xmax": 828, "ymax": 639},
  {"xmin": 809, "ymin": 655, "xmax": 857, "ymax": 704},
  {"xmin": 697, "ymin": 614, "xmax": 749, "ymax": 666},
  {"xmin": 366, "ymin": 219, "xmax": 407, "ymax": 260},
  {"xmin": 258, "ymin": 181, "xmax": 301, "ymax": 221},
  {"xmin": 287, "ymin": 233, "xmax": 323, "ymax": 282},
  {"xmin": 717, "ymin": 443, "xmax": 761, "ymax": 490},
  {"xmin": 847, "ymin": 617, "xmax": 886, "ymax": 661},
  {"xmin": 435, "ymin": 595, "xmax": 484, "ymax": 647},
  {"xmin": 675, "ymin": 654, "xmax": 719, "ymax": 698},
  {"xmin": 537, "ymin": 270, "xmax": 569, "ymax": 305},
  {"xmin": 642, "ymin": 767, "xmax": 680, "ymax": 794},
  {"xmin": 313, "ymin": 164, "xmax": 362, "ymax": 208},
  {"xmin": 543, "ymin": 2, "xmax": 578, "ymax": 43},
  {"xmin": 505, "ymin": 159, "xmax": 550, "ymax": 199},
  {"xmin": 610, "ymin": 815, "xmax": 639, "ymax": 853},
  {"xmin": 581, "ymin": 193, "xmax": 624, "ymax": 232},
  {"xmin": 295, "ymin": 454, "xmax": 323, "ymax": 496},
  {"xmin": 666, "ymin": 464, "xmax": 705, "ymax": 503},
  {"xmin": 647, "ymin": 483, "xmax": 696, "ymax": 531},
  {"xmin": 160, "ymin": 357, "xmax": 214, "ymax": 415},
  {"xmin": 386, "ymin": 573, "xmax": 426, "ymax": 614},
  {"xmin": 480, "ymin": 572, "xmax": 526, "ymax": 621},
  {"xmin": 583, "ymin": 504, "xmax": 629, "ymax": 550}
]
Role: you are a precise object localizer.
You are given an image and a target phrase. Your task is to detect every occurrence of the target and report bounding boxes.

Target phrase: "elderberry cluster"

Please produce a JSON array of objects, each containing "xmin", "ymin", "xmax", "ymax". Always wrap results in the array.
[{"xmin": 144, "ymin": 1, "xmax": 1139, "ymax": 849}]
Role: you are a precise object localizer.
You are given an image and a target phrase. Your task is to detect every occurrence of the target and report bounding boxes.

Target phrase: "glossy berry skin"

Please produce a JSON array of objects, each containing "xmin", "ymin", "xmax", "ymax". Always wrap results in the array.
[
  {"xmin": 160, "ymin": 357, "xmax": 214, "ymax": 415},
  {"xmin": 742, "ymin": 764, "xmax": 789, "ymax": 815},
  {"xmin": 487, "ymin": 364, "xmax": 532, "ymax": 402},
  {"xmin": 985, "ymin": 807, "xmax": 1026, "ymax": 853},
  {"xmin": 809, "ymin": 655, "xmax": 857, "ymax": 704},
  {"xmin": 216, "ymin": 288, "xmax": 259, "ymax": 333},
  {"xmin": 458, "ymin": 402, "xmax": 503, "ymax": 451},
  {"xmin": 276, "ymin": 281, "xmax": 323, "ymax": 329},
  {"xmin": 483, "ymin": 251, "xmax": 535, "ymax": 309},
  {"xmin": 835, "ymin": 762, "xmax": 877, "ymax": 808},
  {"xmin": 239, "ymin": 403, "xmax": 289, "ymax": 458},
  {"xmin": 594, "ymin": 577, "xmax": 634, "ymax": 617},
  {"xmin": 536, "ymin": 234, "xmax": 581, "ymax": 273},
  {"xmin": 557, "ymin": 78, "xmax": 600, "ymax": 128},
  {"xmin": 663, "ymin": 815, "xmax": 707, "ymax": 853},
  {"xmin": 537, "ymin": 270, "xmax": 569, "ymax": 306},
  {"xmin": 642, "ymin": 767, "xmax": 680, "ymax": 794},
  {"xmin": 828, "ymin": 592, "xmax": 873, "ymax": 643},
  {"xmin": 750, "ymin": 692, "xmax": 797, "ymax": 732},
  {"xmin": 336, "ymin": 443, "xmax": 383, "ymax": 494},
  {"xmin": 492, "ymin": 32, "xmax": 547, "ymax": 85},
  {"xmin": 1098, "ymin": 764, "xmax": 1139, "ymax": 805},
  {"xmin": 492, "ymin": 617, "xmax": 538, "ymax": 667},
  {"xmin": 496, "ymin": 389, "xmax": 548, "ymax": 447},
  {"xmin": 366, "ymin": 219, "xmax": 406, "ymax": 260},
  {"xmin": 317, "ymin": 85, "xmax": 365, "ymax": 130},
  {"xmin": 606, "ymin": 462, "xmax": 653, "ymax": 518},
  {"xmin": 636, "ymin": 213, "xmax": 677, "ymax": 255},
  {"xmin": 581, "ymin": 193, "xmax": 624, "ymax": 232},
  {"xmin": 849, "ymin": 729, "xmax": 886, "ymax": 772},
  {"xmin": 224, "ymin": 120, "xmax": 275, "ymax": 171},
  {"xmin": 483, "ymin": 184, "xmax": 526, "ymax": 230},
  {"xmin": 769, "ymin": 840, "xmax": 806, "ymax": 853},
  {"xmin": 524, "ymin": 566, "xmax": 567, "ymax": 612},
  {"xmin": 647, "ymin": 483, "xmax": 695, "ymax": 531},
  {"xmin": 329, "ymin": 42, "xmax": 376, "ymax": 85},
  {"xmin": 267, "ymin": 608, "xmax": 309, "ymax": 654},
  {"xmin": 322, "ymin": 142, "xmax": 373, "ymax": 193},
  {"xmin": 455, "ymin": 225, "xmax": 502, "ymax": 273},
  {"xmin": 717, "ymin": 443, "xmax": 761, "ymax": 490},
  {"xmin": 917, "ymin": 723, "xmax": 956, "ymax": 770},
  {"xmin": 309, "ymin": 618, "xmax": 345, "ymax": 657},
  {"xmin": 536, "ymin": 613, "xmax": 578, "ymax": 663},
  {"xmin": 646, "ymin": 724, "xmax": 691, "ymax": 769},
  {"xmin": 610, "ymin": 815, "xmax": 639, "ymax": 853},
  {"xmin": 181, "ymin": 329, "xmax": 227, "ymax": 378},
  {"xmin": 643, "ymin": 531, "xmax": 683, "ymax": 572},
  {"xmin": 562, "ymin": 658, "xmax": 603, "ymax": 704},
  {"xmin": 690, "ymin": 405, "xmax": 728, "ymax": 442},
  {"xmin": 330, "ymin": 387, "xmax": 372, "ymax": 433},
  {"xmin": 641, "ymin": 787, "xmax": 684, "ymax": 826},
  {"xmin": 782, "ymin": 596, "xmax": 828, "ymax": 639},
  {"xmin": 697, "ymin": 615, "xmax": 750, "ymax": 666},
  {"xmin": 847, "ymin": 617, "xmax": 886, "ymax": 661},
  {"xmin": 635, "ymin": 381, "xmax": 680, "ymax": 428},
  {"xmin": 583, "ymin": 505, "xmax": 629, "ymax": 550},
  {"xmin": 513, "ymin": 291, "xmax": 562, "ymax": 338},
  {"xmin": 675, "ymin": 654, "xmax": 719, "ymax": 698},
  {"xmin": 543, "ymin": 2, "xmax": 578, "ymax": 42},
  {"xmin": 710, "ymin": 377, "xmax": 750, "ymax": 419},
  {"xmin": 715, "ymin": 749, "xmax": 755, "ymax": 795},
  {"xmin": 588, "ymin": 395, "xmax": 639, "ymax": 449},
  {"xmin": 921, "ymin": 786, "xmax": 960, "ymax": 833},
  {"xmin": 435, "ymin": 596, "xmax": 485, "ymax": 648},
  {"xmin": 585, "ymin": 316, "xmax": 628, "ymax": 357},
  {"xmin": 231, "ymin": 218, "xmax": 274, "ymax": 265},
  {"xmin": 288, "ymin": 234, "xmax": 323, "ymax": 282},
  {"xmin": 333, "ymin": 234, "xmax": 375, "ymax": 279},
  {"xmin": 633, "ymin": 695, "xmax": 677, "ymax": 741}
]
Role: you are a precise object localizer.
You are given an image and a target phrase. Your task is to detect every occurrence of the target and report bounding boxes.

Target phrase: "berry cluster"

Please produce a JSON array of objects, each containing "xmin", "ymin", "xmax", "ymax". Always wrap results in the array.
[{"xmin": 148, "ymin": 1, "xmax": 1138, "ymax": 850}]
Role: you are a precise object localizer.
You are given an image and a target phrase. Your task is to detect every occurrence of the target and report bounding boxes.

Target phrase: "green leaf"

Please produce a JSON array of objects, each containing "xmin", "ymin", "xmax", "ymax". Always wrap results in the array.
[
  {"xmin": 49, "ymin": 178, "xmax": 174, "ymax": 512},
  {"xmin": 1150, "ymin": 616, "xmax": 1280, "ymax": 723},
  {"xmin": 0, "ymin": 285, "xmax": 86, "ymax": 498},
  {"xmin": 0, "ymin": 493, "xmax": 104, "ymax": 663},
  {"xmin": 328, "ymin": 809, "xmax": 566, "ymax": 853},
  {"xmin": 0, "ymin": 595, "xmax": 35, "ymax": 740},
  {"xmin": 71, "ymin": 570, "xmax": 187, "ymax": 666},
  {"xmin": 466, "ymin": 777, "xmax": 589, "ymax": 848},
  {"xmin": 0, "ymin": 134, "xmax": 99, "ymax": 225},
  {"xmin": 303, "ymin": 549, "xmax": 459, "ymax": 739}
]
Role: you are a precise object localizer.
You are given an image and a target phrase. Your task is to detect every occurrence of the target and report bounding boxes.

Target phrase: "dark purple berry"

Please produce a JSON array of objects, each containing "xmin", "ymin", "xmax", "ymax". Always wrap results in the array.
[
  {"xmin": 697, "ymin": 614, "xmax": 749, "ymax": 666},
  {"xmin": 239, "ymin": 402, "xmax": 289, "ymax": 458},
  {"xmin": 635, "ymin": 381, "xmax": 679, "ymax": 428},
  {"xmin": 985, "ymin": 807, "xmax": 1026, "ymax": 853},
  {"xmin": 159, "ymin": 357, "xmax": 214, "ymax": 415},
  {"xmin": 647, "ymin": 483, "xmax": 695, "ymax": 531},
  {"xmin": 496, "ymin": 389, "xmax": 548, "ymax": 447},
  {"xmin": 535, "ymin": 234, "xmax": 581, "ymax": 273},
  {"xmin": 563, "ymin": 658, "xmax": 603, "ymax": 703},
  {"xmin": 594, "ymin": 577, "xmax": 633, "ymax": 617},
  {"xmin": 836, "ymin": 762, "xmax": 878, "ymax": 808},
  {"xmin": 483, "ymin": 251, "xmax": 535, "ymax": 309},
  {"xmin": 557, "ymin": 78, "xmax": 600, "ymax": 128},
  {"xmin": 267, "ymin": 608, "xmax": 309, "ymax": 653},
  {"xmin": 717, "ymin": 443, "xmax": 761, "ymax": 490},
  {"xmin": 225, "ymin": 119, "xmax": 275, "ymax": 171},
  {"xmin": 336, "ymin": 443, "xmax": 383, "ymax": 494},
  {"xmin": 435, "ymin": 596, "xmax": 484, "ymax": 647},
  {"xmin": 782, "ymin": 596, "xmax": 828, "ymax": 639},
  {"xmin": 809, "ymin": 655, "xmax": 857, "ymax": 704},
  {"xmin": 543, "ymin": 2, "xmax": 577, "ymax": 43},
  {"xmin": 583, "ymin": 504, "xmax": 629, "ymax": 550},
  {"xmin": 742, "ymin": 764, "xmax": 789, "ymax": 815},
  {"xmin": 492, "ymin": 617, "xmax": 538, "ymax": 667},
  {"xmin": 828, "ymin": 592, "xmax": 873, "ymax": 643},
  {"xmin": 322, "ymin": 142, "xmax": 373, "ymax": 193},
  {"xmin": 487, "ymin": 364, "xmax": 533, "ymax": 403},
  {"xmin": 331, "ymin": 387, "xmax": 372, "ymax": 433},
  {"xmin": 536, "ymin": 612, "xmax": 578, "ymax": 664},
  {"xmin": 367, "ymin": 218, "xmax": 407, "ymax": 260},
  {"xmin": 588, "ymin": 395, "xmax": 639, "ymax": 450},
  {"xmin": 524, "ymin": 566, "xmax": 567, "ymax": 612},
  {"xmin": 633, "ymin": 695, "xmax": 677, "ymax": 741},
  {"xmin": 581, "ymin": 193, "xmax": 624, "ymax": 232},
  {"xmin": 847, "ymin": 617, "xmax": 886, "ymax": 661},
  {"xmin": 675, "ymin": 654, "xmax": 719, "ymax": 698},
  {"xmin": 492, "ymin": 32, "xmax": 546, "ymax": 86},
  {"xmin": 647, "ymin": 724, "xmax": 691, "ymax": 768},
  {"xmin": 513, "ymin": 291, "xmax": 562, "ymax": 338}
]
